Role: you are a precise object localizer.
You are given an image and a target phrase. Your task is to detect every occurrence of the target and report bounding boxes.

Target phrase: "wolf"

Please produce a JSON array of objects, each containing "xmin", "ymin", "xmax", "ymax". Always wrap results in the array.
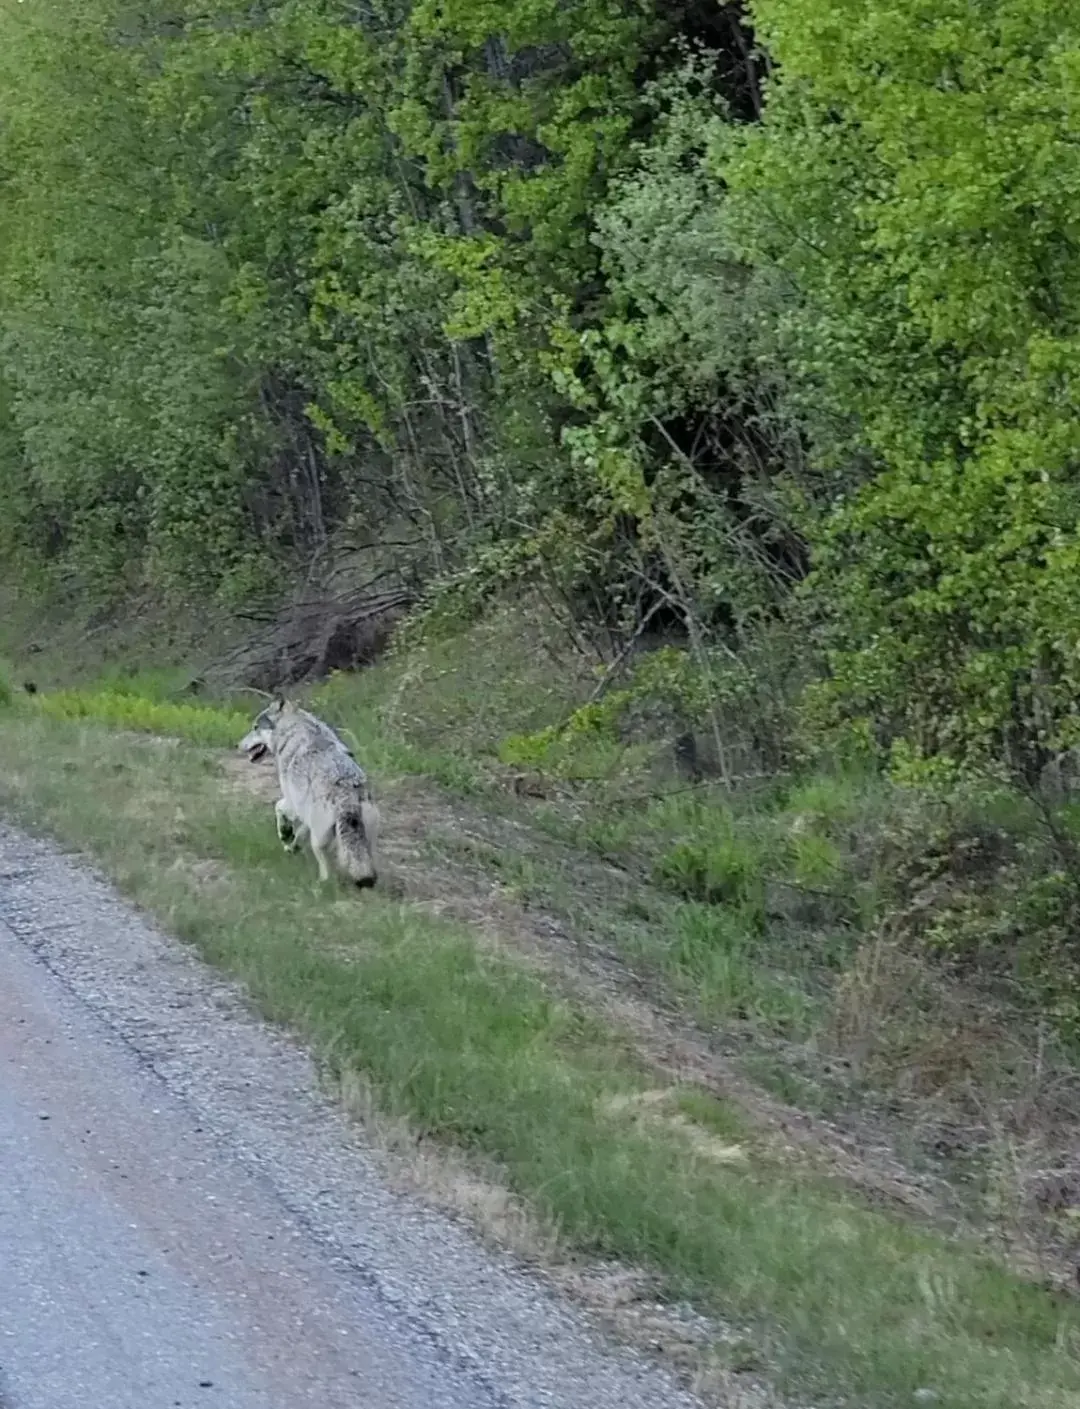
[{"xmin": 238, "ymin": 698, "xmax": 379, "ymax": 888}]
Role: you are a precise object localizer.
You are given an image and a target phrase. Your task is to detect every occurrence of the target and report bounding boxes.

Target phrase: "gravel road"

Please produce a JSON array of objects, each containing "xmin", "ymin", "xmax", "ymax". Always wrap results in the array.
[{"xmin": 0, "ymin": 822, "xmax": 704, "ymax": 1409}]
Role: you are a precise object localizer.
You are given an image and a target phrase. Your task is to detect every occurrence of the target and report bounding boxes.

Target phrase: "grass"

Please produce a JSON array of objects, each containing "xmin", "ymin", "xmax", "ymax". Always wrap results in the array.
[
  {"xmin": 305, "ymin": 647, "xmax": 877, "ymax": 1042},
  {"xmin": 666, "ymin": 902, "xmax": 819, "ymax": 1035},
  {"xmin": 33, "ymin": 686, "xmax": 252, "ymax": 746},
  {"xmin": 1, "ymin": 698, "xmax": 1080, "ymax": 1405}
]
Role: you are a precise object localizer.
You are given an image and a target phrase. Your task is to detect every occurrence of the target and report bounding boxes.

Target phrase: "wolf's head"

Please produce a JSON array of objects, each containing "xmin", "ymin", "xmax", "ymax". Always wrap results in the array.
[{"xmin": 238, "ymin": 695, "xmax": 286, "ymax": 762}]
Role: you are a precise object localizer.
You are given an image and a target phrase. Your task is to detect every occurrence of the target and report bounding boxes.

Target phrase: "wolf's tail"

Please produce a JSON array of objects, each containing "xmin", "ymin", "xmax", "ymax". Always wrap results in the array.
[{"xmin": 335, "ymin": 799, "xmax": 379, "ymax": 886}]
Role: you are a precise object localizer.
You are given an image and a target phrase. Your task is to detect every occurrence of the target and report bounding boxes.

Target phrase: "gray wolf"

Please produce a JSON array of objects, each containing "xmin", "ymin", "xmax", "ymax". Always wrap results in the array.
[{"xmin": 239, "ymin": 698, "xmax": 379, "ymax": 888}]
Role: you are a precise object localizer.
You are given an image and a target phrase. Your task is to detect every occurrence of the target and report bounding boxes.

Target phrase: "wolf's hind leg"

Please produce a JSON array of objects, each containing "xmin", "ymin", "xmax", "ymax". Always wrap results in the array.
[
  {"xmin": 310, "ymin": 823, "xmax": 335, "ymax": 882},
  {"xmin": 275, "ymin": 798, "xmax": 300, "ymax": 853}
]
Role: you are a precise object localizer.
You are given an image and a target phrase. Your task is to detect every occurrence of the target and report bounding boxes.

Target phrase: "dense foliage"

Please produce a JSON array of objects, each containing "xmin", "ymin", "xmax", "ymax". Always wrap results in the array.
[
  {"xmin": 725, "ymin": 0, "xmax": 1080, "ymax": 773},
  {"xmin": 1, "ymin": 0, "xmax": 1079, "ymax": 773}
]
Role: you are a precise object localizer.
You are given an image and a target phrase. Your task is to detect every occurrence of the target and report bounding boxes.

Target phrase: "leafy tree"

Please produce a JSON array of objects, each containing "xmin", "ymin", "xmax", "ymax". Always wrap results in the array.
[
  {"xmin": 0, "ymin": 0, "xmax": 766, "ymax": 616},
  {"xmin": 6, "ymin": 0, "xmax": 1079, "ymax": 799},
  {"xmin": 721, "ymin": 0, "xmax": 1080, "ymax": 771}
]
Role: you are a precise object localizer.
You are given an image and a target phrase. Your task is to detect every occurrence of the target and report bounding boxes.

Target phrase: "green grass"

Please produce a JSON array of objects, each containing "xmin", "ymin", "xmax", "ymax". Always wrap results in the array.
[
  {"xmin": 1, "ymin": 706, "xmax": 1079, "ymax": 1406},
  {"xmin": 31, "ymin": 686, "xmax": 251, "ymax": 746},
  {"xmin": 666, "ymin": 902, "xmax": 819, "ymax": 1035}
]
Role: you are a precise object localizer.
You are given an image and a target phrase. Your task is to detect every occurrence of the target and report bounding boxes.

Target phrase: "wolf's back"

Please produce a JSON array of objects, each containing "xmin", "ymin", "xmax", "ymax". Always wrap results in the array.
[{"xmin": 277, "ymin": 710, "xmax": 360, "ymax": 790}]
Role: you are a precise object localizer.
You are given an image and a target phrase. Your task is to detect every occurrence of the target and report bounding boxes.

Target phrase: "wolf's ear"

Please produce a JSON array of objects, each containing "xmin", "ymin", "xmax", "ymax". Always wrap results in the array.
[{"xmin": 272, "ymin": 692, "xmax": 285, "ymax": 711}]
